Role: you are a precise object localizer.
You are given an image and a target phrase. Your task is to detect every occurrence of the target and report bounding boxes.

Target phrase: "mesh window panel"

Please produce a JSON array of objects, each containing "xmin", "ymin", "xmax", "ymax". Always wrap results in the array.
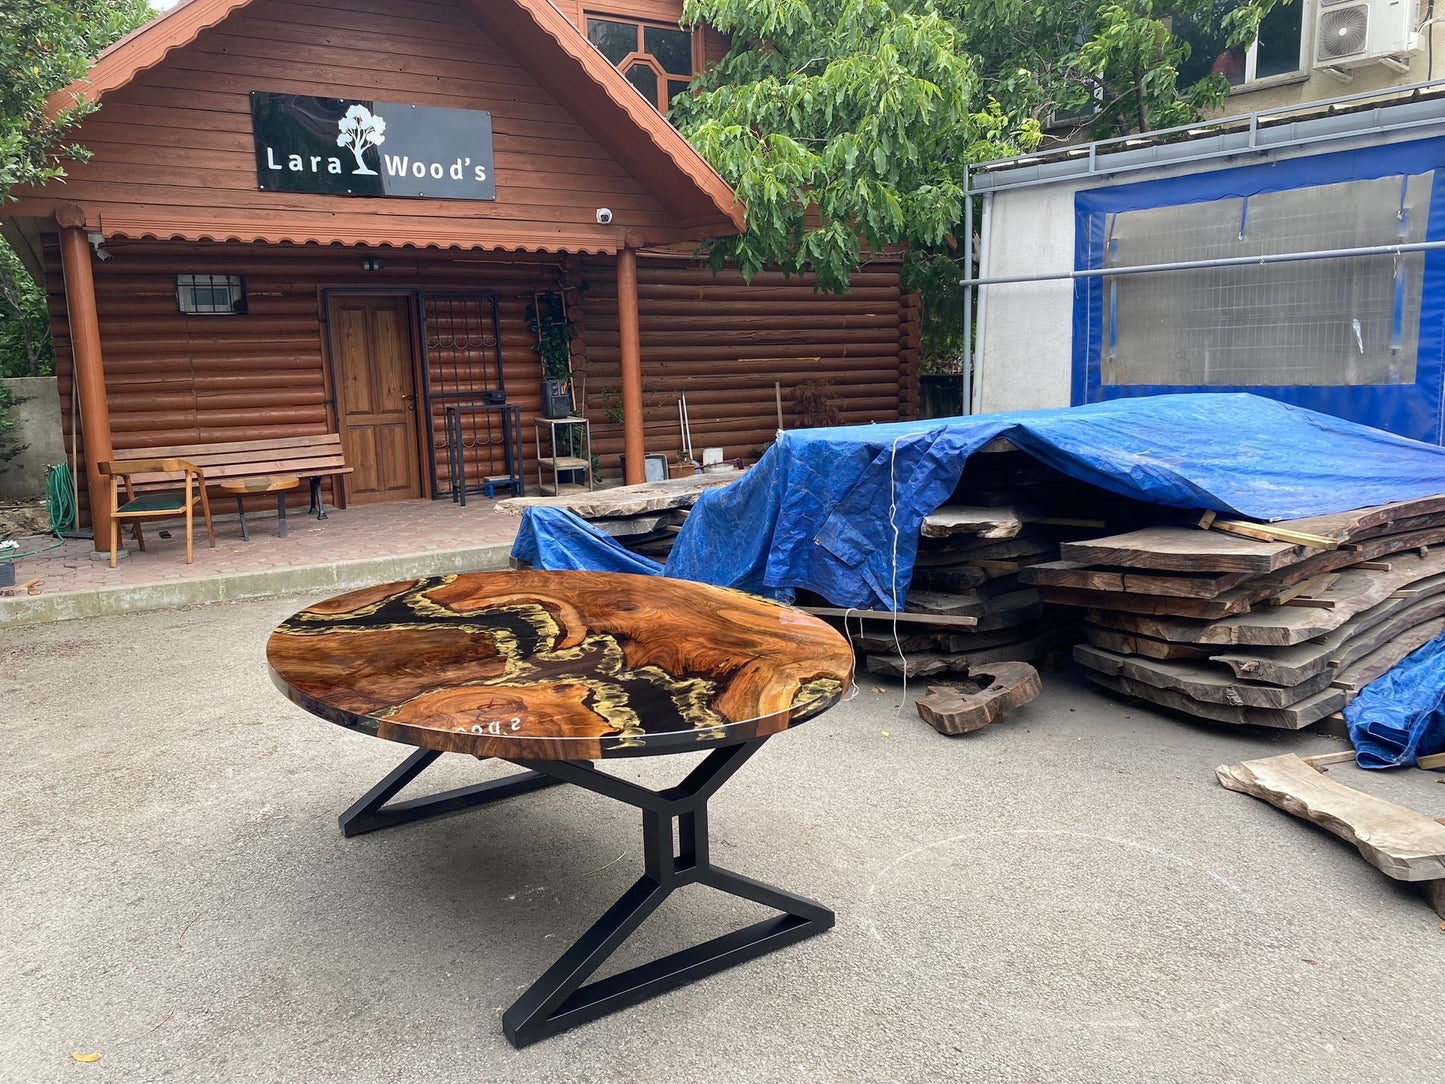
[{"xmin": 1101, "ymin": 172, "xmax": 1430, "ymax": 387}]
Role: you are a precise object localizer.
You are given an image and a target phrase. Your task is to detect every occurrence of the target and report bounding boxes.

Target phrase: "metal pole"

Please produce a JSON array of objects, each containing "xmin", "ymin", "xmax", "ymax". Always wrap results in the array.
[
  {"xmin": 960, "ymin": 167, "xmax": 972, "ymax": 419},
  {"xmin": 959, "ymin": 237, "xmax": 1445, "ymax": 288},
  {"xmin": 969, "ymin": 191, "xmax": 993, "ymax": 415}
]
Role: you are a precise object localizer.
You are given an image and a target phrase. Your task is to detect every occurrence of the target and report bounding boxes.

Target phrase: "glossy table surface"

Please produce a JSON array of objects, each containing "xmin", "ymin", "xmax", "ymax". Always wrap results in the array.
[
  {"xmin": 220, "ymin": 474, "xmax": 300, "ymax": 494},
  {"xmin": 266, "ymin": 570, "xmax": 855, "ymax": 760}
]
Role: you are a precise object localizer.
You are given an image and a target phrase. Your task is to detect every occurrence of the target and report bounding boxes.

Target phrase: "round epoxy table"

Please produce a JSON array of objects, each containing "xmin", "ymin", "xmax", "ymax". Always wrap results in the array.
[{"xmin": 266, "ymin": 570, "xmax": 854, "ymax": 1047}]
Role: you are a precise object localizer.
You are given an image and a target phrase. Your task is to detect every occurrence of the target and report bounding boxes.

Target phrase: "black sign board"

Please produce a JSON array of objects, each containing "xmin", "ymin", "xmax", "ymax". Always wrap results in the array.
[{"xmin": 251, "ymin": 92, "xmax": 496, "ymax": 200}]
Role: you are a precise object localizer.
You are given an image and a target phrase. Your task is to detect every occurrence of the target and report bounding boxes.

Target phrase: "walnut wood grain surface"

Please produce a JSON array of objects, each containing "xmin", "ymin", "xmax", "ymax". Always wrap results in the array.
[{"xmin": 267, "ymin": 571, "xmax": 855, "ymax": 760}]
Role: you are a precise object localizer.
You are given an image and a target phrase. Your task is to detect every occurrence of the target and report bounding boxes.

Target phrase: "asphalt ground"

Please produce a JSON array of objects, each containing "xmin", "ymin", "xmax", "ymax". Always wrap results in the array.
[{"xmin": 4, "ymin": 594, "xmax": 1444, "ymax": 1084}]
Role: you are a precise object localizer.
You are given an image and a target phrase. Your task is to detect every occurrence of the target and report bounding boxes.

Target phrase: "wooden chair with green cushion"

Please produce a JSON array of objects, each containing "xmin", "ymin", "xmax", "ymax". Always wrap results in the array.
[{"xmin": 98, "ymin": 458, "xmax": 217, "ymax": 568}]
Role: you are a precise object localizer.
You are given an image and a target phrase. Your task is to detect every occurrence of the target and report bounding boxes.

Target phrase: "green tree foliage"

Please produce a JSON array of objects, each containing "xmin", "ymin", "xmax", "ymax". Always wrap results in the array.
[
  {"xmin": 672, "ymin": 0, "xmax": 1041, "ymax": 295},
  {"xmin": 0, "ymin": 0, "xmax": 151, "ymax": 384},
  {"xmin": 0, "ymin": 242, "xmax": 51, "ymax": 378},
  {"xmin": 961, "ymin": 0, "xmax": 1284, "ymax": 141},
  {"xmin": 0, "ymin": 0, "xmax": 153, "ymax": 200}
]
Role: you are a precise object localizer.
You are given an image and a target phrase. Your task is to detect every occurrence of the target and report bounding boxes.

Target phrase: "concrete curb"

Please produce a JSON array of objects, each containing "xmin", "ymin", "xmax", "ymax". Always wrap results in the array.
[{"xmin": 0, "ymin": 543, "xmax": 514, "ymax": 628}]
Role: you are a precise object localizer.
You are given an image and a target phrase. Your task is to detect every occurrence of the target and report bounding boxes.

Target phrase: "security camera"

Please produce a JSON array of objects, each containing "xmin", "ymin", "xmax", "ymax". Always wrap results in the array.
[
  {"xmin": 595, "ymin": 208, "xmax": 613, "ymax": 225},
  {"xmin": 87, "ymin": 230, "xmax": 112, "ymax": 261}
]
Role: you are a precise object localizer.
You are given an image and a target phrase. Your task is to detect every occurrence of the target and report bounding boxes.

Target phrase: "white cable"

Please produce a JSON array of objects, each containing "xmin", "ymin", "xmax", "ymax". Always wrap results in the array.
[{"xmin": 888, "ymin": 433, "xmax": 908, "ymax": 712}]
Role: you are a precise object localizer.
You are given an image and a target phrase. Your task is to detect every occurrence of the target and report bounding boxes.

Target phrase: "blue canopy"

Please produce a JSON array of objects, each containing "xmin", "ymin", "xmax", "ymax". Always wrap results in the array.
[{"xmin": 514, "ymin": 393, "xmax": 1445, "ymax": 611}]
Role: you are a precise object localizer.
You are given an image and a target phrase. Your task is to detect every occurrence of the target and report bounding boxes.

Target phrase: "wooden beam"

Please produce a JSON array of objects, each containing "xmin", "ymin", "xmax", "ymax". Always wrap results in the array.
[
  {"xmin": 57, "ymin": 222, "xmax": 113, "ymax": 552},
  {"xmin": 616, "ymin": 244, "xmax": 644, "ymax": 485},
  {"xmin": 1211, "ymin": 519, "xmax": 1338, "ymax": 550}
]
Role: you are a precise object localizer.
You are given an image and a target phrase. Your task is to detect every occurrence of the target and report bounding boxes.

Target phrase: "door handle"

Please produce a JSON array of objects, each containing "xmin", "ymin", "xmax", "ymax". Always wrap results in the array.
[{"xmin": 403, "ymin": 394, "xmax": 416, "ymax": 411}]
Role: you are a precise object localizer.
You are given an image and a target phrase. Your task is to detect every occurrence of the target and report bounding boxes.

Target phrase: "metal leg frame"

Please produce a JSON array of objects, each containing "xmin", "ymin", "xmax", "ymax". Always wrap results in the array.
[
  {"xmin": 338, "ymin": 738, "xmax": 833, "ymax": 1048},
  {"xmin": 307, "ymin": 476, "xmax": 328, "ymax": 520},
  {"xmin": 502, "ymin": 738, "xmax": 833, "ymax": 1047},
  {"xmin": 234, "ymin": 495, "xmax": 250, "ymax": 541},
  {"xmin": 337, "ymin": 747, "xmax": 566, "ymax": 838}
]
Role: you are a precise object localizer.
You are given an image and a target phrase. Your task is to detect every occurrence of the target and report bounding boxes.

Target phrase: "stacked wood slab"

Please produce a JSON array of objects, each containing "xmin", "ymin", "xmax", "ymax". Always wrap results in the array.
[
  {"xmin": 812, "ymin": 444, "xmax": 1164, "ymax": 679},
  {"xmin": 1024, "ymin": 495, "xmax": 1445, "ymax": 730}
]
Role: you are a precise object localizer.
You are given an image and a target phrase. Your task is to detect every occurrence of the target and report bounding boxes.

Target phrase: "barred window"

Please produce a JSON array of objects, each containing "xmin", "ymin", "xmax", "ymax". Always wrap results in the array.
[{"xmin": 177, "ymin": 274, "xmax": 247, "ymax": 315}]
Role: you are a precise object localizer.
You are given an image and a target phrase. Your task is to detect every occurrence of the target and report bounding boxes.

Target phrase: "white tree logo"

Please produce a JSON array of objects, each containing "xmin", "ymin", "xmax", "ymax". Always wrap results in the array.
[{"xmin": 336, "ymin": 104, "xmax": 386, "ymax": 176}]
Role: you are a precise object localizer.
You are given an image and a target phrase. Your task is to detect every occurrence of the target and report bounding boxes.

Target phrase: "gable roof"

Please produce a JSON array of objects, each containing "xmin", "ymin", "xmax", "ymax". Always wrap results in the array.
[{"xmin": 39, "ymin": 0, "xmax": 744, "ymax": 243}]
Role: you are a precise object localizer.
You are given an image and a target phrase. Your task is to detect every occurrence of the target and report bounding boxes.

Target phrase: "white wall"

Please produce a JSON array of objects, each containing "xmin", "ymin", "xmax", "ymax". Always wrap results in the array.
[
  {"xmin": 974, "ymin": 184, "xmax": 1080, "ymax": 413},
  {"xmin": 1, "ymin": 377, "xmax": 64, "ymax": 501}
]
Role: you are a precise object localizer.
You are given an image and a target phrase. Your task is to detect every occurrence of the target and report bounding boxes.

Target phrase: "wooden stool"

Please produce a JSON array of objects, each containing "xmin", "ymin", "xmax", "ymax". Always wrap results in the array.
[{"xmin": 220, "ymin": 475, "xmax": 300, "ymax": 540}]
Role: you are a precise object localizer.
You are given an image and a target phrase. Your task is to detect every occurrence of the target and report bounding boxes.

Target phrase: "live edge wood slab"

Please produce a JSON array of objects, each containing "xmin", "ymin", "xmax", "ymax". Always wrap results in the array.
[
  {"xmin": 267, "ymin": 570, "xmax": 855, "ymax": 762},
  {"xmin": 1217, "ymin": 753, "xmax": 1445, "ymax": 918}
]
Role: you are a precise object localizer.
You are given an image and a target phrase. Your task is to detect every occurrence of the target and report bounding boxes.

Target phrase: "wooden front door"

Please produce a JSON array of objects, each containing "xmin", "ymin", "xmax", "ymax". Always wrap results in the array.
[{"xmin": 329, "ymin": 295, "xmax": 423, "ymax": 503}]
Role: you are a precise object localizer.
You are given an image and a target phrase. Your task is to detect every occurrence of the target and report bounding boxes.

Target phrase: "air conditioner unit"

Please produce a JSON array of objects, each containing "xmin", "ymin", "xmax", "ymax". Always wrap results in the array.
[{"xmin": 1313, "ymin": 0, "xmax": 1419, "ymax": 71}]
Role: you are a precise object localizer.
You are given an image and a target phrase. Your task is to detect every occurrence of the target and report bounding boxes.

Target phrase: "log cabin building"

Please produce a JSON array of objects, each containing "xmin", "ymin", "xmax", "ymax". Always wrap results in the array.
[{"xmin": 0, "ymin": 0, "xmax": 921, "ymax": 547}]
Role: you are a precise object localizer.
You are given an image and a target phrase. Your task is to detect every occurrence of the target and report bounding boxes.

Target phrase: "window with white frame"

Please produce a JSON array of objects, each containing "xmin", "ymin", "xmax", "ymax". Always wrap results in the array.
[
  {"xmin": 176, "ymin": 274, "xmax": 247, "ymax": 315},
  {"xmin": 1173, "ymin": 1, "xmax": 1306, "ymax": 87},
  {"xmin": 1098, "ymin": 172, "xmax": 1430, "ymax": 387}
]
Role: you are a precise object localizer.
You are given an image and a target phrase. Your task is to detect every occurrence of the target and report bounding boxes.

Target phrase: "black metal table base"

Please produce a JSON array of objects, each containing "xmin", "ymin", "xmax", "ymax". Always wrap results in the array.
[
  {"xmin": 338, "ymin": 747, "xmax": 565, "ymax": 838},
  {"xmin": 339, "ymin": 738, "xmax": 833, "ymax": 1048}
]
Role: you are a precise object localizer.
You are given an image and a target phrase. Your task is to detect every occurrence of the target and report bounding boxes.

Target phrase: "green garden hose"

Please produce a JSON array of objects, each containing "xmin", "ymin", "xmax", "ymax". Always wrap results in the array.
[
  {"xmin": 44, "ymin": 462, "xmax": 77, "ymax": 537},
  {"xmin": 0, "ymin": 464, "xmax": 75, "ymax": 562}
]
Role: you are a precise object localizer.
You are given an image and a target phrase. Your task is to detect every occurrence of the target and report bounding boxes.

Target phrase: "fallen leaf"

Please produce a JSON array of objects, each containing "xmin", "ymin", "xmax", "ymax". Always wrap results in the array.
[
  {"xmin": 70, "ymin": 1053, "xmax": 100, "ymax": 1063},
  {"xmin": 873, "ymin": 686, "xmax": 886, "ymax": 693},
  {"xmin": 881, "ymin": 730, "xmax": 890, "ymax": 737}
]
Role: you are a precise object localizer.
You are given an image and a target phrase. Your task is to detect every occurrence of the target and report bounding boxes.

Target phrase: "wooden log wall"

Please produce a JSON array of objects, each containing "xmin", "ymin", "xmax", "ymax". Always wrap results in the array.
[
  {"xmin": 46, "ymin": 239, "xmax": 917, "ymax": 519},
  {"xmin": 576, "ymin": 255, "xmax": 920, "ymax": 477},
  {"xmin": 46, "ymin": 237, "xmax": 563, "ymax": 520}
]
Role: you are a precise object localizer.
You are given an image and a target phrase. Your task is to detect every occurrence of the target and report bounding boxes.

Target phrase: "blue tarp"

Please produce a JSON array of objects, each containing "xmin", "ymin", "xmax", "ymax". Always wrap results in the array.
[
  {"xmin": 513, "ymin": 393, "xmax": 1445, "ymax": 611},
  {"xmin": 1344, "ymin": 630, "xmax": 1445, "ymax": 769},
  {"xmin": 1072, "ymin": 135, "xmax": 1445, "ymax": 442},
  {"xmin": 511, "ymin": 505, "xmax": 663, "ymax": 575}
]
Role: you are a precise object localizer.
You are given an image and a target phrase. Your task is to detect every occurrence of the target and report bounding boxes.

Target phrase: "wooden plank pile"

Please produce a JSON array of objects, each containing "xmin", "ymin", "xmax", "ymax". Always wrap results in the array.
[
  {"xmin": 506, "ymin": 440, "xmax": 1445, "ymax": 740},
  {"xmin": 1024, "ymin": 495, "xmax": 1445, "ymax": 730},
  {"xmin": 807, "ymin": 443, "xmax": 1166, "ymax": 679}
]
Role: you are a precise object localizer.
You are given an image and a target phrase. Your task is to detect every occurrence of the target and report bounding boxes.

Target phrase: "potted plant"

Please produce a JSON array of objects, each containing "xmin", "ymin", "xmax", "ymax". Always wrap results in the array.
[{"xmin": 528, "ymin": 292, "xmax": 576, "ymax": 419}]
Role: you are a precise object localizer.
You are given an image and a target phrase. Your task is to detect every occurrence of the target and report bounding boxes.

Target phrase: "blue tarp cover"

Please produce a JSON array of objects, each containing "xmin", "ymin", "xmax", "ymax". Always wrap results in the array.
[
  {"xmin": 1071, "ymin": 135, "xmax": 1445, "ymax": 442},
  {"xmin": 1344, "ymin": 630, "xmax": 1445, "ymax": 769},
  {"xmin": 513, "ymin": 393, "xmax": 1445, "ymax": 611},
  {"xmin": 511, "ymin": 505, "xmax": 664, "ymax": 576}
]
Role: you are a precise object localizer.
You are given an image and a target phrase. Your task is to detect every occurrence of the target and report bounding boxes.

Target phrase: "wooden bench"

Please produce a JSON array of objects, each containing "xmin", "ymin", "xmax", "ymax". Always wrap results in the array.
[{"xmin": 110, "ymin": 434, "xmax": 353, "ymax": 519}]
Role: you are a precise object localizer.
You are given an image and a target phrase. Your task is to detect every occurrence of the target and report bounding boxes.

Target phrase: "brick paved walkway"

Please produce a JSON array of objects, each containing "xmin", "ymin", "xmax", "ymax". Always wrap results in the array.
[{"xmin": 1, "ymin": 498, "xmax": 523, "ymax": 620}]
